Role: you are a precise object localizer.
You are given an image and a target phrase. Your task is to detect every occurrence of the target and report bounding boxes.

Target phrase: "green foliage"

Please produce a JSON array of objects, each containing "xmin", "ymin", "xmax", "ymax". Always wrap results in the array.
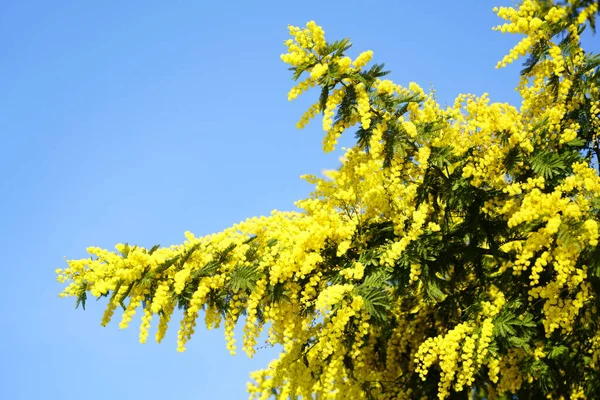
[
  {"xmin": 228, "ymin": 265, "xmax": 261, "ymax": 292},
  {"xmin": 75, "ymin": 284, "xmax": 87, "ymax": 310},
  {"xmin": 57, "ymin": 3, "xmax": 600, "ymax": 399},
  {"xmin": 355, "ymin": 270, "xmax": 392, "ymax": 323}
]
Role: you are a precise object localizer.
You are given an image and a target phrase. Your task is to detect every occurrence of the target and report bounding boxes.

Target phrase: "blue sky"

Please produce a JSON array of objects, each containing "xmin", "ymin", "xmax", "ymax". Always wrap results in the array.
[{"xmin": 1, "ymin": 1, "xmax": 598, "ymax": 399}]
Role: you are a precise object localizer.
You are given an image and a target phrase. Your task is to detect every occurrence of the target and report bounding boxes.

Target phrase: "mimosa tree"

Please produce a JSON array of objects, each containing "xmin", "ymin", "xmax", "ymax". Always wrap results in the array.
[{"xmin": 57, "ymin": 1, "xmax": 600, "ymax": 398}]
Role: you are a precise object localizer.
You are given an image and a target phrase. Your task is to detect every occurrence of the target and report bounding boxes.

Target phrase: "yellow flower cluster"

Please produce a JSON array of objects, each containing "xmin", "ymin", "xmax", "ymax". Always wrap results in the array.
[
  {"xmin": 280, "ymin": 21, "xmax": 324, "ymax": 66},
  {"xmin": 415, "ymin": 323, "xmax": 475, "ymax": 399},
  {"xmin": 323, "ymin": 88, "xmax": 345, "ymax": 133},
  {"xmin": 310, "ymin": 62, "xmax": 328, "ymax": 80},
  {"xmin": 353, "ymin": 50, "xmax": 373, "ymax": 69},
  {"xmin": 339, "ymin": 261, "xmax": 365, "ymax": 280},
  {"xmin": 287, "ymin": 76, "xmax": 314, "ymax": 101},
  {"xmin": 57, "ymin": 4, "xmax": 600, "ymax": 398},
  {"xmin": 315, "ymin": 284, "xmax": 354, "ymax": 312},
  {"xmin": 355, "ymin": 83, "xmax": 372, "ymax": 129},
  {"xmin": 376, "ymin": 79, "xmax": 395, "ymax": 95}
]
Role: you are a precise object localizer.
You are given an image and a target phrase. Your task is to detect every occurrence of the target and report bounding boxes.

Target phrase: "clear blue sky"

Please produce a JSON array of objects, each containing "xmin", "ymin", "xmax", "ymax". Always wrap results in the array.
[{"xmin": 1, "ymin": 1, "xmax": 597, "ymax": 399}]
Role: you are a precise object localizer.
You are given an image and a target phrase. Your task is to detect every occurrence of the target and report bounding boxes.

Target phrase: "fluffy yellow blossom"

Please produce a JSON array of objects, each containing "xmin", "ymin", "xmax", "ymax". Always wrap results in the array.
[
  {"xmin": 310, "ymin": 62, "xmax": 328, "ymax": 80},
  {"xmin": 57, "ymin": 7, "xmax": 600, "ymax": 400},
  {"xmin": 353, "ymin": 50, "xmax": 373, "ymax": 69}
]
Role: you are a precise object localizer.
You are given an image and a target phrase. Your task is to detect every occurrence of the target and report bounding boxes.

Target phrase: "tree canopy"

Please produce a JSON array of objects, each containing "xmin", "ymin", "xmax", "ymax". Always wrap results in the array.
[{"xmin": 57, "ymin": 1, "xmax": 600, "ymax": 398}]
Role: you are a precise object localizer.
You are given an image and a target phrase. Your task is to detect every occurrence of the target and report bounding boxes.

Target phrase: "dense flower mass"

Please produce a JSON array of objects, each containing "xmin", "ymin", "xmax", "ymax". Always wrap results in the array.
[{"xmin": 57, "ymin": 1, "xmax": 600, "ymax": 399}]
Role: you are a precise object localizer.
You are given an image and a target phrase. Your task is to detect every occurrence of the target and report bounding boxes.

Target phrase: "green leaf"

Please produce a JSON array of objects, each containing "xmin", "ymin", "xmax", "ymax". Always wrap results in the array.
[
  {"xmin": 322, "ymin": 38, "xmax": 352, "ymax": 58},
  {"xmin": 548, "ymin": 345, "xmax": 569, "ymax": 360},
  {"xmin": 361, "ymin": 270, "xmax": 390, "ymax": 288},
  {"xmin": 358, "ymin": 286, "xmax": 391, "ymax": 322},
  {"xmin": 507, "ymin": 336, "xmax": 529, "ymax": 349},
  {"xmin": 494, "ymin": 315, "xmax": 517, "ymax": 337},
  {"xmin": 565, "ymin": 138, "xmax": 586, "ymax": 147},
  {"xmin": 530, "ymin": 151, "xmax": 565, "ymax": 179},
  {"xmin": 192, "ymin": 260, "xmax": 221, "ymax": 280},
  {"xmin": 428, "ymin": 145, "xmax": 454, "ymax": 168},
  {"xmin": 152, "ymin": 255, "xmax": 181, "ymax": 276},
  {"xmin": 319, "ymin": 86, "xmax": 329, "ymax": 114},
  {"xmin": 425, "ymin": 278, "xmax": 446, "ymax": 303},
  {"xmin": 228, "ymin": 265, "xmax": 261, "ymax": 292},
  {"xmin": 75, "ymin": 284, "xmax": 87, "ymax": 310},
  {"xmin": 355, "ymin": 273, "xmax": 392, "ymax": 322}
]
